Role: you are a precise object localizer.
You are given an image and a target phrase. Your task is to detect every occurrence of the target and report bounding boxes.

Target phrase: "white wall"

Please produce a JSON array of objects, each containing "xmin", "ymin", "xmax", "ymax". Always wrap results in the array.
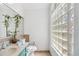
[
  {"xmin": 5, "ymin": 3, "xmax": 50, "ymax": 51},
  {"xmin": 23, "ymin": 3, "xmax": 49, "ymax": 50}
]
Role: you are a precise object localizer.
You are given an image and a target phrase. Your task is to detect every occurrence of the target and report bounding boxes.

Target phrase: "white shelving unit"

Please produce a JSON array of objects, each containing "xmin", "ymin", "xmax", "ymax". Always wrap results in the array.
[{"xmin": 50, "ymin": 3, "xmax": 75, "ymax": 56}]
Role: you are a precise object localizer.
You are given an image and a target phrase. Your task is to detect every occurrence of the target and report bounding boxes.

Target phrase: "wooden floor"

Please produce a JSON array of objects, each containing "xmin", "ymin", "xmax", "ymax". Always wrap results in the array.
[{"xmin": 34, "ymin": 51, "xmax": 51, "ymax": 56}]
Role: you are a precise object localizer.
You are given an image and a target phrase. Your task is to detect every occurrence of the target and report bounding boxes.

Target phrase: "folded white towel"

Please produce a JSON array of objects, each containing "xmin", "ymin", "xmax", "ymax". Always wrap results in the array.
[{"xmin": 27, "ymin": 46, "xmax": 37, "ymax": 51}]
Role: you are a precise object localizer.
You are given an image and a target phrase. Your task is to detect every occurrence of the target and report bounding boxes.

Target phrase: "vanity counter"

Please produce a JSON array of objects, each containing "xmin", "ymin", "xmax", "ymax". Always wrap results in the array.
[{"xmin": 0, "ymin": 43, "xmax": 29, "ymax": 56}]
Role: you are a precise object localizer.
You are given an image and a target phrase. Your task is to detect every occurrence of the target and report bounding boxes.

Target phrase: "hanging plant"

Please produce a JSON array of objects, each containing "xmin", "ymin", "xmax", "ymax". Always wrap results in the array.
[{"xmin": 3, "ymin": 14, "xmax": 11, "ymax": 36}]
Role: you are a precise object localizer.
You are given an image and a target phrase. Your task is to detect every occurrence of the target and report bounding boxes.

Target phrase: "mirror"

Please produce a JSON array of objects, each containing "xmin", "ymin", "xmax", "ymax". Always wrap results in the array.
[{"xmin": 0, "ymin": 4, "xmax": 24, "ymax": 38}]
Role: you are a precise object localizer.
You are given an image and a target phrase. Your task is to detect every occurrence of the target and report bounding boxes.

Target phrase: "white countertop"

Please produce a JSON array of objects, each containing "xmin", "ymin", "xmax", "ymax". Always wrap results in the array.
[{"xmin": 0, "ymin": 42, "xmax": 29, "ymax": 56}]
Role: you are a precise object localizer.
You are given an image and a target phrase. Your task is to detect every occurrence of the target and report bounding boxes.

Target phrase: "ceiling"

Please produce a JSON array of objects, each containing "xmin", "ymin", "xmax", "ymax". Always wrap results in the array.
[
  {"xmin": 21, "ymin": 3, "xmax": 50, "ymax": 10},
  {"xmin": 5, "ymin": 3, "xmax": 50, "ymax": 16}
]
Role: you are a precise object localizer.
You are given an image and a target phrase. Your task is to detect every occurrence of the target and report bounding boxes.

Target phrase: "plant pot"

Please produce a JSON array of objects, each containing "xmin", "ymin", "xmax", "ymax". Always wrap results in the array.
[{"xmin": 10, "ymin": 38, "xmax": 17, "ymax": 44}]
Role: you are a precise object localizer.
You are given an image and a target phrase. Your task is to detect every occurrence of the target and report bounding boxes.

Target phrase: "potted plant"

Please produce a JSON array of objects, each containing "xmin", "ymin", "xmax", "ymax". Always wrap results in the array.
[
  {"xmin": 3, "ymin": 15, "xmax": 10, "ymax": 37},
  {"xmin": 11, "ymin": 14, "xmax": 23, "ymax": 43}
]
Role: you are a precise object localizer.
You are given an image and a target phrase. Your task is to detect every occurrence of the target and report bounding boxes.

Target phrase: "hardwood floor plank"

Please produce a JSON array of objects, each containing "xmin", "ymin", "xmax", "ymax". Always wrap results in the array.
[{"xmin": 34, "ymin": 51, "xmax": 51, "ymax": 56}]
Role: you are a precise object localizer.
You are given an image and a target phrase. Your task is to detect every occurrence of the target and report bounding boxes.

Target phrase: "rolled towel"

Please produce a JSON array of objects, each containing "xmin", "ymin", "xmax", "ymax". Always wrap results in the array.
[{"xmin": 27, "ymin": 46, "xmax": 37, "ymax": 51}]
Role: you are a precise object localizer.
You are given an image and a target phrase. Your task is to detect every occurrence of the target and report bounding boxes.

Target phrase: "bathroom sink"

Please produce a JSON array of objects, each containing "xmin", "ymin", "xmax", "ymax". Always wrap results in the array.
[{"xmin": 0, "ymin": 48, "xmax": 18, "ymax": 56}]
